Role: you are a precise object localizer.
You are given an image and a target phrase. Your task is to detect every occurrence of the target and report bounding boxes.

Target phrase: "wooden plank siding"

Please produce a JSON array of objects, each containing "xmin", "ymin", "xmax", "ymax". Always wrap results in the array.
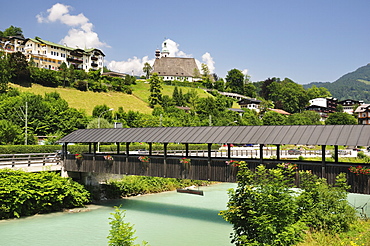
[{"xmin": 64, "ymin": 154, "xmax": 370, "ymax": 194}]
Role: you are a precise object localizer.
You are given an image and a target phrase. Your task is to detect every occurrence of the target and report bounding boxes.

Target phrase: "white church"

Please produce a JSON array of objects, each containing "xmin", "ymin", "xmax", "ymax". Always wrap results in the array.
[{"xmin": 152, "ymin": 42, "xmax": 200, "ymax": 82}]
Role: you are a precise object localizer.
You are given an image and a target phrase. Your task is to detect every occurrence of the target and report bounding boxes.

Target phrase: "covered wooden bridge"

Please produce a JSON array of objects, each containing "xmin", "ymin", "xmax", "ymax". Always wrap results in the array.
[{"xmin": 58, "ymin": 125, "xmax": 370, "ymax": 194}]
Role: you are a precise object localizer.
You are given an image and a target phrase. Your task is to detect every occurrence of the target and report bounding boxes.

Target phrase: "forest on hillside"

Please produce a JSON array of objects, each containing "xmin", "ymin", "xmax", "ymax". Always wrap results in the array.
[{"xmin": 304, "ymin": 63, "xmax": 370, "ymax": 103}]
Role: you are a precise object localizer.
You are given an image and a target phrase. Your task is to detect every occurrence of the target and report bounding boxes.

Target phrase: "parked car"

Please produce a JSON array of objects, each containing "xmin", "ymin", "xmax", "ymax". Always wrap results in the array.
[{"xmin": 288, "ymin": 149, "xmax": 302, "ymax": 155}]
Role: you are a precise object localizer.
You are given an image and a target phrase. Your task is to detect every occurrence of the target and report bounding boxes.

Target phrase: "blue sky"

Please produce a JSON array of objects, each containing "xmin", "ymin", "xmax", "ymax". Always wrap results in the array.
[{"xmin": 1, "ymin": 0, "xmax": 370, "ymax": 84}]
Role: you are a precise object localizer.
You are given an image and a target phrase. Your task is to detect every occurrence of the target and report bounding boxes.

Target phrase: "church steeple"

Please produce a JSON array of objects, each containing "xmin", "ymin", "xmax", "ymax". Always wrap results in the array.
[{"xmin": 161, "ymin": 41, "xmax": 170, "ymax": 57}]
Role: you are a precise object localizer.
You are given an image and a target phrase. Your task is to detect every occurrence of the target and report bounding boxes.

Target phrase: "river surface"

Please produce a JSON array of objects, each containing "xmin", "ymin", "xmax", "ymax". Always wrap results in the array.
[
  {"xmin": 0, "ymin": 183, "xmax": 237, "ymax": 246},
  {"xmin": 1, "ymin": 183, "xmax": 369, "ymax": 246}
]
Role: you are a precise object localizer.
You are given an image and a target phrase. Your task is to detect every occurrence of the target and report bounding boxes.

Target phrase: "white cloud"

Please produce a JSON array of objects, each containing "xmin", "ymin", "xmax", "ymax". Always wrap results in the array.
[
  {"xmin": 242, "ymin": 69, "xmax": 249, "ymax": 75},
  {"xmin": 202, "ymin": 52, "xmax": 215, "ymax": 74},
  {"xmin": 107, "ymin": 56, "xmax": 155, "ymax": 76},
  {"xmin": 36, "ymin": 3, "xmax": 109, "ymax": 49},
  {"xmin": 163, "ymin": 39, "xmax": 192, "ymax": 58}
]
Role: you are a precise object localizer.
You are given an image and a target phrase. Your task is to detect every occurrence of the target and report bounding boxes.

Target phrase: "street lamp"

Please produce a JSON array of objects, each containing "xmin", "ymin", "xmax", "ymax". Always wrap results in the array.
[
  {"xmin": 98, "ymin": 108, "xmax": 113, "ymax": 129},
  {"xmin": 97, "ymin": 108, "xmax": 113, "ymax": 152}
]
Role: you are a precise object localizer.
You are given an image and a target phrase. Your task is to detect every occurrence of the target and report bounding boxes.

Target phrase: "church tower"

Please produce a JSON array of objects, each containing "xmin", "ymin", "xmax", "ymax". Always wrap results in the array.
[
  {"xmin": 155, "ymin": 48, "xmax": 160, "ymax": 59},
  {"xmin": 161, "ymin": 41, "xmax": 170, "ymax": 57}
]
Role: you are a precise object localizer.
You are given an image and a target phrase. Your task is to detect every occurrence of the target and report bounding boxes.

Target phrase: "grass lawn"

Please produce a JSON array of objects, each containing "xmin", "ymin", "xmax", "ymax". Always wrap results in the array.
[
  {"xmin": 131, "ymin": 80, "xmax": 211, "ymax": 103},
  {"xmin": 298, "ymin": 219, "xmax": 370, "ymax": 246},
  {"xmin": 12, "ymin": 83, "xmax": 153, "ymax": 116},
  {"xmin": 11, "ymin": 82, "xmax": 240, "ymax": 116}
]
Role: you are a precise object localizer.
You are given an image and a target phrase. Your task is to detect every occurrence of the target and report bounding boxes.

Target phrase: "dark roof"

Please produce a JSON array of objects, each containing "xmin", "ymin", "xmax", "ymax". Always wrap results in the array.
[
  {"xmin": 57, "ymin": 125, "xmax": 370, "ymax": 146},
  {"xmin": 239, "ymin": 98, "xmax": 262, "ymax": 104}
]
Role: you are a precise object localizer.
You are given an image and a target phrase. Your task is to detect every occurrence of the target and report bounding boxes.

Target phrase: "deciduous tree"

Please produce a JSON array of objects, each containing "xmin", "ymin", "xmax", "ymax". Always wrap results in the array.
[
  {"xmin": 325, "ymin": 112, "xmax": 358, "ymax": 125},
  {"xmin": 262, "ymin": 111, "xmax": 287, "ymax": 125},
  {"xmin": 0, "ymin": 51, "xmax": 11, "ymax": 92},
  {"xmin": 8, "ymin": 51, "xmax": 30, "ymax": 86},
  {"xmin": 143, "ymin": 62, "xmax": 152, "ymax": 80},
  {"xmin": 225, "ymin": 69, "xmax": 244, "ymax": 95}
]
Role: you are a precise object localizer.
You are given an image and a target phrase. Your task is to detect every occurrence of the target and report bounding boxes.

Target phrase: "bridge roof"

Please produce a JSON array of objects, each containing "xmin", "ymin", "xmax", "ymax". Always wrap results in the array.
[{"xmin": 57, "ymin": 125, "xmax": 370, "ymax": 146}]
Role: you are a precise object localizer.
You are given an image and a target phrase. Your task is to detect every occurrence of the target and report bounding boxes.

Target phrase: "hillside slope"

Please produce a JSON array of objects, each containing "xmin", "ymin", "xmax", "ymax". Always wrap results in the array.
[
  {"xmin": 304, "ymin": 64, "xmax": 370, "ymax": 102},
  {"xmin": 12, "ymin": 83, "xmax": 153, "ymax": 116},
  {"xmin": 11, "ymin": 82, "xmax": 211, "ymax": 116}
]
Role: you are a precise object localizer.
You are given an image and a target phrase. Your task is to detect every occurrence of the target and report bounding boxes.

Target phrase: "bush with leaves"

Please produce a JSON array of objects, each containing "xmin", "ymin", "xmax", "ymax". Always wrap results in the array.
[
  {"xmin": 297, "ymin": 171, "xmax": 356, "ymax": 233},
  {"xmin": 0, "ymin": 169, "xmax": 90, "ymax": 219},
  {"xmin": 105, "ymin": 176, "xmax": 210, "ymax": 198},
  {"xmin": 221, "ymin": 163, "xmax": 357, "ymax": 246},
  {"xmin": 220, "ymin": 163, "xmax": 306, "ymax": 245}
]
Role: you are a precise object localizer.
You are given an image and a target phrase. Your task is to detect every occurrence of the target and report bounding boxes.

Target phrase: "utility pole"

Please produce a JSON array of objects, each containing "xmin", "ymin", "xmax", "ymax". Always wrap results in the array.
[
  {"xmin": 16, "ymin": 102, "xmax": 28, "ymax": 145},
  {"xmin": 25, "ymin": 102, "xmax": 28, "ymax": 145}
]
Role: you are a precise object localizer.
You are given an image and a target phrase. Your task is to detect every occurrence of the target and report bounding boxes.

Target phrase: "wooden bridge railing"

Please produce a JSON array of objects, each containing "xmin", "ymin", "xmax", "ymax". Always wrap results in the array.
[
  {"xmin": 64, "ymin": 154, "xmax": 370, "ymax": 194},
  {"xmin": 0, "ymin": 153, "xmax": 61, "ymax": 170}
]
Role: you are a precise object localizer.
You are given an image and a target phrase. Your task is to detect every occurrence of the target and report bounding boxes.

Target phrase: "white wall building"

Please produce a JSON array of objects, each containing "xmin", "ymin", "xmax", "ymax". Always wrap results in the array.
[{"xmin": 2, "ymin": 36, "xmax": 104, "ymax": 72}]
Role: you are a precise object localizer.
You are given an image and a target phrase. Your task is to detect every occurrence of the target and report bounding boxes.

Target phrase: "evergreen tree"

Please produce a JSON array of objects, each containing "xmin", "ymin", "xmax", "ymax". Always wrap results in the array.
[{"xmin": 148, "ymin": 73, "xmax": 163, "ymax": 107}]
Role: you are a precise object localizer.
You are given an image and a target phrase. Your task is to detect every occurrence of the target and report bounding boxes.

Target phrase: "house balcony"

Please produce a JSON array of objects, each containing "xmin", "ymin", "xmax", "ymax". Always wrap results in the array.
[
  {"xmin": 67, "ymin": 57, "xmax": 83, "ymax": 63},
  {"xmin": 91, "ymin": 62, "xmax": 98, "ymax": 67},
  {"xmin": 70, "ymin": 51, "xmax": 83, "ymax": 57},
  {"xmin": 91, "ymin": 56, "xmax": 98, "ymax": 61}
]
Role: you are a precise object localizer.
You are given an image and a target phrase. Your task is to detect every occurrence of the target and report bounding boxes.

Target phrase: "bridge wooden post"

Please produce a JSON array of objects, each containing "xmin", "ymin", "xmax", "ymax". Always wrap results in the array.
[
  {"xmin": 259, "ymin": 144, "xmax": 264, "ymax": 164},
  {"xmin": 149, "ymin": 143, "xmax": 153, "ymax": 155},
  {"xmin": 116, "ymin": 143, "xmax": 120, "ymax": 154},
  {"xmin": 276, "ymin": 144, "xmax": 280, "ymax": 160},
  {"xmin": 321, "ymin": 145, "xmax": 326, "ymax": 178},
  {"xmin": 227, "ymin": 144, "xmax": 231, "ymax": 159},
  {"xmin": 185, "ymin": 143, "xmax": 189, "ymax": 157},
  {"xmin": 208, "ymin": 143, "xmax": 212, "ymax": 180},
  {"xmin": 164, "ymin": 143, "xmax": 168, "ymax": 177},
  {"xmin": 62, "ymin": 142, "xmax": 68, "ymax": 160},
  {"xmin": 89, "ymin": 143, "xmax": 92, "ymax": 153},
  {"xmin": 334, "ymin": 145, "xmax": 339, "ymax": 163},
  {"xmin": 126, "ymin": 142, "xmax": 130, "ymax": 157}
]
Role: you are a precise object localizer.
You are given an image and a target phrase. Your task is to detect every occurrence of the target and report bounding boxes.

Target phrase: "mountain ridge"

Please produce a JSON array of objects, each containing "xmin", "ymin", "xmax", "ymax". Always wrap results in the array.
[{"xmin": 304, "ymin": 63, "xmax": 370, "ymax": 103}]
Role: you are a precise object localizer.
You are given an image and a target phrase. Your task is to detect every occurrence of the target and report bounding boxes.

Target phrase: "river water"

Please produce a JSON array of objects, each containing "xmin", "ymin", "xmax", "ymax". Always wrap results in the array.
[
  {"xmin": 0, "ymin": 183, "xmax": 237, "ymax": 246},
  {"xmin": 1, "ymin": 182, "xmax": 369, "ymax": 246}
]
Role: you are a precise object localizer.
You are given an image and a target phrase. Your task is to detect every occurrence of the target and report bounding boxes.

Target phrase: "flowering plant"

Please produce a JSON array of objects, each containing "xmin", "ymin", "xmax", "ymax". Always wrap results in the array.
[
  {"xmin": 349, "ymin": 165, "xmax": 370, "ymax": 175},
  {"xmin": 75, "ymin": 153, "xmax": 83, "ymax": 160},
  {"xmin": 179, "ymin": 157, "xmax": 191, "ymax": 164},
  {"xmin": 226, "ymin": 160, "xmax": 241, "ymax": 167},
  {"xmin": 138, "ymin": 156, "xmax": 150, "ymax": 163},
  {"xmin": 104, "ymin": 155, "xmax": 114, "ymax": 161},
  {"xmin": 278, "ymin": 163, "xmax": 298, "ymax": 170}
]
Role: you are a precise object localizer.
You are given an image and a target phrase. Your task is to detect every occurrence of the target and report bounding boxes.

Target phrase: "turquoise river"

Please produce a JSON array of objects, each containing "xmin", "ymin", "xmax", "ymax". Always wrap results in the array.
[
  {"xmin": 0, "ymin": 182, "xmax": 369, "ymax": 246},
  {"xmin": 0, "ymin": 183, "xmax": 237, "ymax": 246}
]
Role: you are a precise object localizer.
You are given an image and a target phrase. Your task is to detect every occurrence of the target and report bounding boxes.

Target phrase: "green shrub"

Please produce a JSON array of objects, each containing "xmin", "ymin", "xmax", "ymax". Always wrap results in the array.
[
  {"xmin": 221, "ymin": 163, "xmax": 357, "ymax": 246},
  {"xmin": 105, "ymin": 176, "xmax": 209, "ymax": 198},
  {"xmin": 0, "ymin": 169, "xmax": 90, "ymax": 219},
  {"xmin": 220, "ymin": 163, "xmax": 306, "ymax": 246},
  {"xmin": 297, "ymin": 172, "xmax": 356, "ymax": 233}
]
